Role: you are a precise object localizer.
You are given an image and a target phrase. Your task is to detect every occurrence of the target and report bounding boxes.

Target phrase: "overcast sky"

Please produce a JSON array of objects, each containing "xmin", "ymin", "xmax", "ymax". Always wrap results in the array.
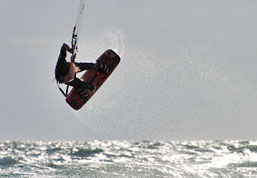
[{"xmin": 1, "ymin": 0, "xmax": 257, "ymax": 141}]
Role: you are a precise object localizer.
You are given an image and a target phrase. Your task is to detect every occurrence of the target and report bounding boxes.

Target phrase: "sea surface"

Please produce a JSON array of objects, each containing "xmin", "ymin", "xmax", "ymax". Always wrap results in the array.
[{"xmin": 0, "ymin": 140, "xmax": 257, "ymax": 178}]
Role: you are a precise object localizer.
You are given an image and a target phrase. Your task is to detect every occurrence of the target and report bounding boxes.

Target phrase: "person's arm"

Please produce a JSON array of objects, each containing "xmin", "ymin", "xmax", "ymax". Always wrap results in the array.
[
  {"xmin": 60, "ymin": 43, "xmax": 76, "ymax": 63},
  {"xmin": 61, "ymin": 43, "xmax": 74, "ymax": 54}
]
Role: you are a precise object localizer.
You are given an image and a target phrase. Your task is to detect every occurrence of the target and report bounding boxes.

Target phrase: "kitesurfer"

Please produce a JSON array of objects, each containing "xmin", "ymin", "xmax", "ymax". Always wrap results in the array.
[{"xmin": 55, "ymin": 43, "xmax": 108, "ymax": 95}]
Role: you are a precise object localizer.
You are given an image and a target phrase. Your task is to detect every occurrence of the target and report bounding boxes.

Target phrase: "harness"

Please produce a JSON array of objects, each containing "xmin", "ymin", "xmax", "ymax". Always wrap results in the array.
[{"xmin": 57, "ymin": 82, "xmax": 69, "ymax": 97}]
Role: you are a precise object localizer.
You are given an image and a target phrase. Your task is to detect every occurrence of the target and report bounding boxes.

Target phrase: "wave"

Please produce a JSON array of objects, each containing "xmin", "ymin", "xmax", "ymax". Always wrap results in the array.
[
  {"xmin": 0, "ymin": 140, "xmax": 256, "ymax": 177},
  {"xmin": 71, "ymin": 148, "xmax": 104, "ymax": 158},
  {"xmin": 0, "ymin": 156, "xmax": 18, "ymax": 168}
]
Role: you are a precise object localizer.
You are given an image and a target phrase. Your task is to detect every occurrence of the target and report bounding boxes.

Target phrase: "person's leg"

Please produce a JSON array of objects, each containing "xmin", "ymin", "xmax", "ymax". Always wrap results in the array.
[
  {"xmin": 75, "ymin": 62, "xmax": 109, "ymax": 73},
  {"xmin": 74, "ymin": 62, "xmax": 96, "ymax": 72},
  {"xmin": 66, "ymin": 78, "xmax": 95, "ymax": 91}
]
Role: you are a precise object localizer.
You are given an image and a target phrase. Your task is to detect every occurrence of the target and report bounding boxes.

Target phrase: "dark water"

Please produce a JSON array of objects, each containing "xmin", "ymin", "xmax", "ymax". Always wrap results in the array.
[{"xmin": 0, "ymin": 140, "xmax": 257, "ymax": 178}]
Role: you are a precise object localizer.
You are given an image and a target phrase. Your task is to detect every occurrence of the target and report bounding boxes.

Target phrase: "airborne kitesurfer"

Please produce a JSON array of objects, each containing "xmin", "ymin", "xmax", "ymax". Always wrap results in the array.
[{"xmin": 55, "ymin": 43, "xmax": 108, "ymax": 95}]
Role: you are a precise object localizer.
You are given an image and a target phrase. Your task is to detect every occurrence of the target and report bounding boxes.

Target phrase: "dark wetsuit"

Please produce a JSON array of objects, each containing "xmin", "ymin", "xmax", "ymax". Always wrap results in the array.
[{"xmin": 55, "ymin": 45, "xmax": 96, "ymax": 91}]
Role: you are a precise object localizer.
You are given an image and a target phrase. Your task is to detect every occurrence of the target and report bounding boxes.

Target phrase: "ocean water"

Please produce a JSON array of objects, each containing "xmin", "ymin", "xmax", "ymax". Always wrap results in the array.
[{"xmin": 0, "ymin": 140, "xmax": 257, "ymax": 178}]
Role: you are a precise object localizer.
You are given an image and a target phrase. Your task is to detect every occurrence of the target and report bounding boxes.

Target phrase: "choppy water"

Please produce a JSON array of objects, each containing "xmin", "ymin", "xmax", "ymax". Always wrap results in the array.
[{"xmin": 0, "ymin": 140, "xmax": 257, "ymax": 178}]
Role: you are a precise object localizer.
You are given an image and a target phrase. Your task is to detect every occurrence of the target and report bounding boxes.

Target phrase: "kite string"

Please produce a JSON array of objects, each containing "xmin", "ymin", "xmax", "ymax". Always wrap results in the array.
[{"xmin": 73, "ymin": 0, "xmax": 86, "ymax": 51}]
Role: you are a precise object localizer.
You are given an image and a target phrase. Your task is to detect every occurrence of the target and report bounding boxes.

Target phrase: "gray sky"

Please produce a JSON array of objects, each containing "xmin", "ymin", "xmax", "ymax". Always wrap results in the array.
[{"xmin": 1, "ymin": 0, "xmax": 257, "ymax": 141}]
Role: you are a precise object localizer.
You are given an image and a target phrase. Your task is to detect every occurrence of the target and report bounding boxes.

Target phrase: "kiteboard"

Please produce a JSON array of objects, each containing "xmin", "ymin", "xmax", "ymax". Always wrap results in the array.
[{"xmin": 66, "ymin": 49, "xmax": 120, "ymax": 110}]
